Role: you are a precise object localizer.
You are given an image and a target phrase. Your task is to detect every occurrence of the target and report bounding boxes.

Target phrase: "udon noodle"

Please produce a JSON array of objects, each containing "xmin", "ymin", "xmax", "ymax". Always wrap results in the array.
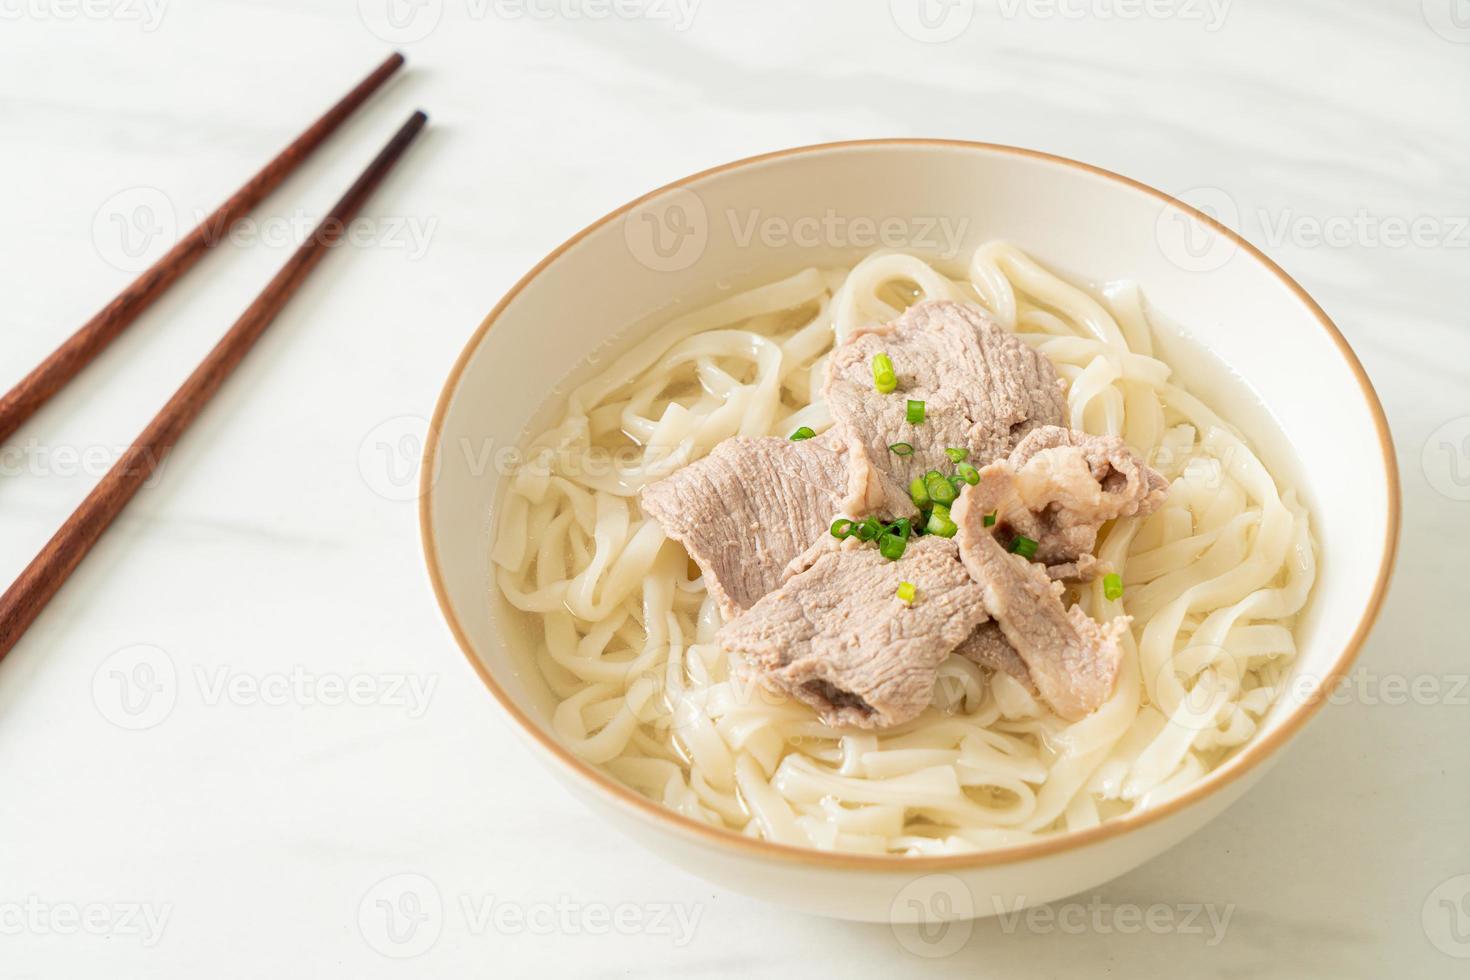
[{"xmin": 490, "ymin": 243, "xmax": 1316, "ymax": 854}]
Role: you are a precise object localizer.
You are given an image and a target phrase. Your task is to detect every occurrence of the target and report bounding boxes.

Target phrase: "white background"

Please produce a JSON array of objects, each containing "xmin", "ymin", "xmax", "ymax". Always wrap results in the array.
[{"xmin": 1, "ymin": 1, "xmax": 1467, "ymax": 976}]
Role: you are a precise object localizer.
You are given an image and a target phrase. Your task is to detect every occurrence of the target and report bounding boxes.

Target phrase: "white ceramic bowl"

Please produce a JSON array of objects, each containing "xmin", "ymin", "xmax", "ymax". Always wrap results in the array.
[{"xmin": 421, "ymin": 140, "xmax": 1398, "ymax": 923}]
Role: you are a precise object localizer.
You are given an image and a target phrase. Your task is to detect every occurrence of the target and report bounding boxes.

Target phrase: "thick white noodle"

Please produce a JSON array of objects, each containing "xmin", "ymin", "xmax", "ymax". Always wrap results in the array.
[{"xmin": 491, "ymin": 243, "xmax": 1316, "ymax": 854}]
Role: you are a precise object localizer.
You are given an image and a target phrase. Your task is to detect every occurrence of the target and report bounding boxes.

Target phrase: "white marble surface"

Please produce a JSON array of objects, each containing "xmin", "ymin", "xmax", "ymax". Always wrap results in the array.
[{"xmin": 0, "ymin": 1, "xmax": 1466, "ymax": 975}]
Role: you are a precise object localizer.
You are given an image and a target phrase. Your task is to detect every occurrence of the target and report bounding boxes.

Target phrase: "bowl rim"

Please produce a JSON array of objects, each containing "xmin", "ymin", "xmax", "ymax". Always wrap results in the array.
[{"xmin": 420, "ymin": 138, "xmax": 1400, "ymax": 871}]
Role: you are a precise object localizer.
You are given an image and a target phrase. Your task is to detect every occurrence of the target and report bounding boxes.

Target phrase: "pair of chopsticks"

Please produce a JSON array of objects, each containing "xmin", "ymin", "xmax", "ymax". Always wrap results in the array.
[{"xmin": 0, "ymin": 53, "xmax": 426, "ymax": 662}]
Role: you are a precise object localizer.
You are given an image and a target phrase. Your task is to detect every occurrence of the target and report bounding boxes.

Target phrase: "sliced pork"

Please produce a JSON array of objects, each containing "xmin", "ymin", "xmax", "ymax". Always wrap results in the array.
[
  {"xmin": 954, "ymin": 621, "xmax": 1033, "ymax": 687},
  {"xmin": 717, "ymin": 537, "xmax": 990, "ymax": 729},
  {"xmin": 970, "ymin": 425, "xmax": 1168, "ymax": 575},
  {"xmin": 640, "ymin": 433, "xmax": 884, "ymax": 620},
  {"xmin": 824, "ymin": 301, "xmax": 1066, "ymax": 514},
  {"xmin": 953, "ymin": 486, "xmax": 1128, "ymax": 720}
]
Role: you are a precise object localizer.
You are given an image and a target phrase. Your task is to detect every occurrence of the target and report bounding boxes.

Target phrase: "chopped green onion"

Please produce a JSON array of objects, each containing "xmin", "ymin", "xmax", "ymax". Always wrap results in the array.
[
  {"xmin": 948, "ymin": 474, "xmax": 967, "ymax": 497},
  {"xmin": 888, "ymin": 442, "xmax": 914, "ymax": 456},
  {"xmin": 983, "ymin": 511, "xmax": 997, "ymax": 527},
  {"xmin": 789, "ymin": 426, "xmax": 816, "ymax": 441},
  {"xmin": 1103, "ymin": 572, "xmax": 1124, "ymax": 601},
  {"xmin": 896, "ymin": 581, "xmax": 916, "ymax": 605},
  {"xmin": 891, "ymin": 517, "xmax": 912, "ymax": 540},
  {"xmin": 955, "ymin": 461, "xmax": 980, "ymax": 485},
  {"xmin": 872, "ymin": 353, "xmax": 897, "ymax": 394},
  {"xmin": 1010, "ymin": 535, "xmax": 1038, "ymax": 559},
  {"xmin": 906, "ymin": 399, "xmax": 926, "ymax": 424},
  {"xmin": 878, "ymin": 532, "xmax": 907, "ymax": 561},
  {"xmin": 909, "ymin": 475, "xmax": 931, "ymax": 510},
  {"xmin": 945, "ymin": 447, "xmax": 969, "ymax": 463},
  {"xmin": 925, "ymin": 470, "xmax": 957, "ymax": 506},
  {"xmin": 926, "ymin": 503, "xmax": 957, "ymax": 538},
  {"xmin": 854, "ymin": 517, "xmax": 884, "ymax": 542},
  {"xmin": 830, "ymin": 518, "xmax": 854, "ymax": 540}
]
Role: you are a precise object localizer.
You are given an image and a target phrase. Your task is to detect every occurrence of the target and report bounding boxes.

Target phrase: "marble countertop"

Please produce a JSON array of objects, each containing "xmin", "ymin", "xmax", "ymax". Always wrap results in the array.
[{"xmin": 1, "ymin": 1, "xmax": 1466, "ymax": 976}]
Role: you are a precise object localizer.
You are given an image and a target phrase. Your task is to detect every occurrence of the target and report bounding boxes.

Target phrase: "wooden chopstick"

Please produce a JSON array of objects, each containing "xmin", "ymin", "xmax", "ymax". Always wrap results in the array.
[
  {"xmin": 0, "ymin": 52, "xmax": 407, "ymax": 445},
  {"xmin": 0, "ymin": 110, "xmax": 429, "ymax": 663}
]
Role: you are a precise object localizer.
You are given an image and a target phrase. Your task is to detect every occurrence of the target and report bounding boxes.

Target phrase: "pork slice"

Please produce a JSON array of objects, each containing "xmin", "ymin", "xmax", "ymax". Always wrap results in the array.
[
  {"xmin": 953, "ymin": 486, "xmax": 1127, "ymax": 720},
  {"xmin": 824, "ymin": 300, "xmax": 1066, "ymax": 513},
  {"xmin": 640, "ymin": 432, "xmax": 885, "ymax": 620},
  {"xmin": 953, "ymin": 621, "xmax": 1033, "ymax": 688},
  {"xmin": 717, "ymin": 536, "xmax": 990, "ymax": 729},
  {"xmin": 969, "ymin": 425, "xmax": 1168, "ymax": 575}
]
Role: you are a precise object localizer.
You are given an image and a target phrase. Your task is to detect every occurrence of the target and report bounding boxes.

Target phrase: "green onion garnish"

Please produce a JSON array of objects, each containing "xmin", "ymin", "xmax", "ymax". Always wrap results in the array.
[
  {"xmin": 948, "ymin": 474, "xmax": 966, "ymax": 496},
  {"xmin": 909, "ymin": 475, "xmax": 931, "ymax": 510},
  {"xmin": 891, "ymin": 517, "xmax": 912, "ymax": 540},
  {"xmin": 854, "ymin": 517, "xmax": 884, "ymax": 542},
  {"xmin": 1010, "ymin": 535, "xmax": 1038, "ymax": 559},
  {"xmin": 872, "ymin": 353, "xmax": 897, "ymax": 394},
  {"xmin": 789, "ymin": 426, "xmax": 816, "ymax": 441},
  {"xmin": 926, "ymin": 503, "xmax": 957, "ymax": 538},
  {"xmin": 906, "ymin": 399, "xmax": 926, "ymax": 424},
  {"xmin": 983, "ymin": 511, "xmax": 997, "ymax": 527},
  {"xmin": 945, "ymin": 447, "xmax": 968, "ymax": 463},
  {"xmin": 896, "ymin": 581, "xmax": 916, "ymax": 605},
  {"xmin": 888, "ymin": 442, "xmax": 914, "ymax": 456},
  {"xmin": 830, "ymin": 518, "xmax": 854, "ymax": 540},
  {"xmin": 955, "ymin": 461, "xmax": 980, "ymax": 485},
  {"xmin": 878, "ymin": 532, "xmax": 907, "ymax": 561},
  {"xmin": 1103, "ymin": 572, "xmax": 1124, "ymax": 601},
  {"xmin": 925, "ymin": 470, "xmax": 957, "ymax": 506}
]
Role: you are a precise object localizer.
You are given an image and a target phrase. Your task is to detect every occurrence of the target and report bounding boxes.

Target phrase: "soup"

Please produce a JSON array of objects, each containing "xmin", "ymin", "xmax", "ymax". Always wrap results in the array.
[{"xmin": 489, "ymin": 243, "xmax": 1315, "ymax": 855}]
